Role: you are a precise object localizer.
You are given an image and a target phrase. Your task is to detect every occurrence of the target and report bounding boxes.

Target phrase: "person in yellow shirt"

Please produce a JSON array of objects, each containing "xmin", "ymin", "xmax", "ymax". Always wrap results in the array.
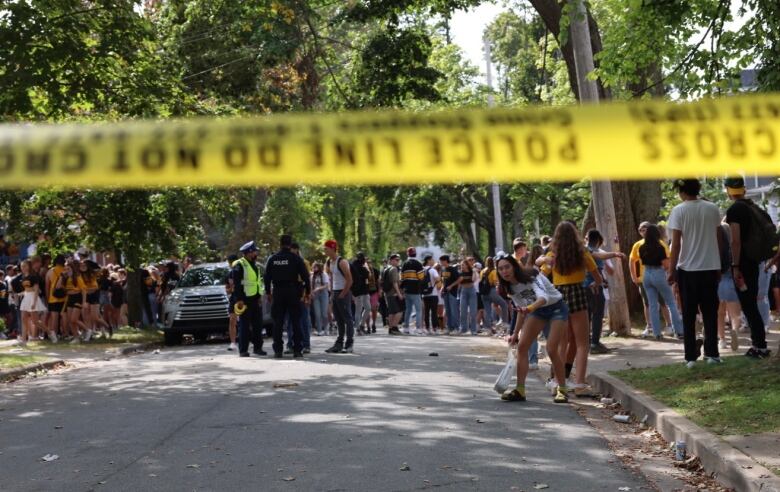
[
  {"xmin": 479, "ymin": 256, "xmax": 509, "ymax": 332},
  {"xmin": 536, "ymin": 222, "xmax": 602, "ymax": 397},
  {"xmin": 630, "ymin": 222, "xmax": 673, "ymax": 337}
]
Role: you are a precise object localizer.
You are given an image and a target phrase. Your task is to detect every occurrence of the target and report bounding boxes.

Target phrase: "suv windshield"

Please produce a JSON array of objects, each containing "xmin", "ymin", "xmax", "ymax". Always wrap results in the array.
[{"xmin": 177, "ymin": 267, "xmax": 229, "ymax": 288}]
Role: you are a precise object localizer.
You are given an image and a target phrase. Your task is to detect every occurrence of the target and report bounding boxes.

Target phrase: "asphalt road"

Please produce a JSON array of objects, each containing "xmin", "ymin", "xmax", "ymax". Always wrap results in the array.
[{"xmin": 0, "ymin": 334, "xmax": 652, "ymax": 492}]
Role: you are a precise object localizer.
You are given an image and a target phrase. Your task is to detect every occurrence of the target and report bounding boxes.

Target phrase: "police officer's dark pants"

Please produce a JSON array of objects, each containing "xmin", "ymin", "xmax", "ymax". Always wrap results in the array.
[
  {"xmin": 238, "ymin": 295, "xmax": 263, "ymax": 354},
  {"xmin": 735, "ymin": 260, "xmax": 768, "ymax": 350},
  {"xmin": 677, "ymin": 269, "xmax": 719, "ymax": 361},
  {"xmin": 272, "ymin": 287, "xmax": 302, "ymax": 355}
]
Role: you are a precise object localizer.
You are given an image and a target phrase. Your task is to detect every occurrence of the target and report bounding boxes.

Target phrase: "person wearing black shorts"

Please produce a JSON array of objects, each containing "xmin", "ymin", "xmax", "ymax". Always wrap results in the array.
[{"xmin": 382, "ymin": 254, "xmax": 404, "ymax": 335}]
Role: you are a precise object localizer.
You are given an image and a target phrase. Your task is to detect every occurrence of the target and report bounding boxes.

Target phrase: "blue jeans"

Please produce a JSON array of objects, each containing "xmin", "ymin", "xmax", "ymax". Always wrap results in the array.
[
  {"xmin": 481, "ymin": 287, "xmax": 509, "ymax": 326},
  {"xmin": 759, "ymin": 262, "xmax": 771, "ymax": 328},
  {"xmin": 444, "ymin": 294, "xmax": 459, "ymax": 331},
  {"xmin": 312, "ymin": 292, "xmax": 329, "ymax": 334},
  {"xmin": 403, "ymin": 293, "xmax": 423, "ymax": 330},
  {"xmin": 528, "ymin": 322, "xmax": 551, "ymax": 365},
  {"xmin": 643, "ymin": 266, "xmax": 683, "ymax": 336},
  {"xmin": 459, "ymin": 286, "xmax": 478, "ymax": 334}
]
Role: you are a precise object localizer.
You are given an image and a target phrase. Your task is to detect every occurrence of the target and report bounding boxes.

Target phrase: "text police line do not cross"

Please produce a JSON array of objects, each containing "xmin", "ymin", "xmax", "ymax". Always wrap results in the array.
[{"xmin": 0, "ymin": 94, "xmax": 778, "ymax": 188}]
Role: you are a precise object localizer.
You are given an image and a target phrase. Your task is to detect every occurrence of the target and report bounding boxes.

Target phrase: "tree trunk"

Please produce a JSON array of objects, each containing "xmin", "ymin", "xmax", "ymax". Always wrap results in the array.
[
  {"xmin": 549, "ymin": 191, "xmax": 561, "ymax": 229},
  {"xmin": 356, "ymin": 204, "xmax": 367, "ymax": 253},
  {"xmin": 512, "ymin": 199, "xmax": 525, "ymax": 241},
  {"xmin": 225, "ymin": 188, "xmax": 269, "ymax": 253}
]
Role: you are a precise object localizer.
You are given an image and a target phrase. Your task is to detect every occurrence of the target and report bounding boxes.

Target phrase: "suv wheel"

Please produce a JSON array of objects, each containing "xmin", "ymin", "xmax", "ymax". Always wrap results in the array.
[{"xmin": 164, "ymin": 331, "xmax": 183, "ymax": 346}]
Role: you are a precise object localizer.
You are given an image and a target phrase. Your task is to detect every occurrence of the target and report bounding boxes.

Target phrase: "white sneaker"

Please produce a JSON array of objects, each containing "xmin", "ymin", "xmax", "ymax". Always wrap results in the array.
[
  {"xmin": 719, "ymin": 339, "xmax": 728, "ymax": 349},
  {"xmin": 641, "ymin": 327, "xmax": 651, "ymax": 338},
  {"xmin": 48, "ymin": 331, "xmax": 58, "ymax": 344},
  {"xmin": 685, "ymin": 361, "xmax": 696, "ymax": 369},
  {"xmin": 529, "ymin": 363, "xmax": 539, "ymax": 370},
  {"xmin": 17, "ymin": 336, "xmax": 27, "ymax": 346},
  {"xmin": 70, "ymin": 337, "xmax": 81, "ymax": 345},
  {"xmin": 665, "ymin": 326, "xmax": 675, "ymax": 336},
  {"xmin": 545, "ymin": 378, "xmax": 558, "ymax": 394},
  {"xmin": 82, "ymin": 329, "xmax": 93, "ymax": 342},
  {"xmin": 227, "ymin": 342, "xmax": 237, "ymax": 351},
  {"xmin": 706, "ymin": 357, "xmax": 723, "ymax": 364},
  {"xmin": 402, "ymin": 328, "xmax": 411, "ymax": 335}
]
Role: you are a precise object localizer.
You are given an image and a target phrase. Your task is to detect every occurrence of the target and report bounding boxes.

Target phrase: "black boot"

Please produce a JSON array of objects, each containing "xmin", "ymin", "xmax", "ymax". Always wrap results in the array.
[{"xmin": 325, "ymin": 342, "xmax": 344, "ymax": 353}]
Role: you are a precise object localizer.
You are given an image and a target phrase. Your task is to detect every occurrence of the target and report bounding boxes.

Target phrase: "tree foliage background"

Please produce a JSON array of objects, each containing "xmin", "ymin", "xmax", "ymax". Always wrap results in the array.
[{"xmin": 1, "ymin": 0, "xmax": 778, "ymax": 323}]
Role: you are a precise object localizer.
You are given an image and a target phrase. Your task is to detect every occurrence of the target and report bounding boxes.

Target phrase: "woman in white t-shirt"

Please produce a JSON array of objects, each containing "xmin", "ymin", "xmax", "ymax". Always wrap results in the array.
[{"xmin": 496, "ymin": 254, "xmax": 569, "ymax": 404}]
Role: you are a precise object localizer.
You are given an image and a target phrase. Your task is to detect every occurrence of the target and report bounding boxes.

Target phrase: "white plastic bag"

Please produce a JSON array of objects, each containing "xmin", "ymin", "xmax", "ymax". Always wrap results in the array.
[{"xmin": 494, "ymin": 348, "xmax": 517, "ymax": 394}]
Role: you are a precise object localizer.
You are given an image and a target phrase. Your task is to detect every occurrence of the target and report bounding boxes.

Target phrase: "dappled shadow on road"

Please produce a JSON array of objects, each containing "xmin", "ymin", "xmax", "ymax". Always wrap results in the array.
[{"xmin": 0, "ymin": 336, "xmax": 649, "ymax": 492}]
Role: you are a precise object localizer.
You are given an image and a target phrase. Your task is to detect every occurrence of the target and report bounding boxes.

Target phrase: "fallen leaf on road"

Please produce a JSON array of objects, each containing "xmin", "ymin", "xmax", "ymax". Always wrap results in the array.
[
  {"xmin": 41, "ymin": 454, "xmax": 59, "ymax": 462},
  {"xmin": 54, "ymin": 426, "xmax": 63, "ymax": 429},
  {"xmin": 533, "ymin": 484, "xmax": 549, "ymax": 490},
  {"xmin": 186, "ymin": 464, "xmax": 200, "ymax": 469},
  {"xmin": 476, "ymin": 419, "xmax": 486, "ymax": 424},
  {"xmin": 400, "ymin": 463, "xmax": 411, "ymax": 471},
  {"xmin": 428, "ymin": 352, "xmax": 439, "ymax": 356},
  {"xmin": 282, "ymin": 477, "xmax": 295, "ymax": 482},
  {"xmin": 273, "ymin": 382, "xmax": 299, "ymax": 388}
]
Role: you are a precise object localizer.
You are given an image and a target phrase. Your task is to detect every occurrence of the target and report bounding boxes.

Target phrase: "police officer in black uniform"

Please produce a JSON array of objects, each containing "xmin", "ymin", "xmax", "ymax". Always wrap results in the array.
[
  {"xmin": 233, "ymin": 241, "xmax": 266, "ymax": 357},
  {"xmin": 264, "ymin": 234, "xmax": 310, "ymax": 358}
]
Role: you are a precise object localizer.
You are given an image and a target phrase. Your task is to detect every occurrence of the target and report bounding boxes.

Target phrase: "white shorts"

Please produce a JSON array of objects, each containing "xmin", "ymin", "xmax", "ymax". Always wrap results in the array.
[{"xmin": 20, "ymin": 293, "xmax": 46, "ymax": 313}]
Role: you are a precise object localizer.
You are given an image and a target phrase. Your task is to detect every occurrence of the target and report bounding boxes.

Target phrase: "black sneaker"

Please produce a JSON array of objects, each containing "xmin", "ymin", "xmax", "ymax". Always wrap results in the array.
[
  {"xmin": 745, "ymin": 348, "xmax": 771, "ymax": 359},
  {"xmin": 325, "ymin": 343, "xmax": 343, "ymax": 353},
  {"xmin": 293, "ymin": 351, "xmax": 303, "ymax": 358},
  {"xmin": 284, "ymin": 348, "xmax": 294, "ymax": 355},
  {"xmin": 389, "ymin": 327, "xmax": 402, "ymax": 336},
  {"xmin": 239, "ymin": 352, "xmax": 250, "ymax": 358},
  {"xmin": 342, "ymin": 344, "xmax": 354, "ymax": 353},
  {"xmin": 302, "ymin": 348, "xmax": 311, "ymax": 354},
  {"xmin": 274, "ymin": 352, "xmax": 283, "ymax": 359},
  {"xmin": 371, "ymin": 324, "xmax": 376, "ymax": 333},
  {"xmin": 590, "ymin": 343, "xmax": 609, "ymax": 354},
  {"xmin": 253, "ymin": 349, "xmax": 267, "ymax": 356}
]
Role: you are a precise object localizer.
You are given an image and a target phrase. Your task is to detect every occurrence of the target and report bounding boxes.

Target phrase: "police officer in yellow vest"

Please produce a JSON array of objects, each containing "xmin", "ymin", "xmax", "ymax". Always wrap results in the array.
[{"xmin": 233, "ymin": 241, "xmax": 266, "ymax": 357}]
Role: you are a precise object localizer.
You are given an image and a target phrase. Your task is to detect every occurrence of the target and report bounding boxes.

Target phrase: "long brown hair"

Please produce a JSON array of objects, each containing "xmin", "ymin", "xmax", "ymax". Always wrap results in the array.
[{"xmin": 551, "ymin": 222, "xmax": 586, "ymax": 275}]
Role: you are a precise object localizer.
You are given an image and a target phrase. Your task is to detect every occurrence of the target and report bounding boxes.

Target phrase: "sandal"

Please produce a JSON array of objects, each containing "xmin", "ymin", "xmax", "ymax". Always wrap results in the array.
[{"xmin": 501, "ymin": 389, "xmax": 526, "ymax": 402}]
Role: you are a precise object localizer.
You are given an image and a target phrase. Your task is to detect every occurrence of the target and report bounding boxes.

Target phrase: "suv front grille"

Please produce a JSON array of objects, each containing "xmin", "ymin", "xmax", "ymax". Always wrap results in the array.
[{"xmin": 175, "ymin": 293, "xmax": 229, "ymax": 321}]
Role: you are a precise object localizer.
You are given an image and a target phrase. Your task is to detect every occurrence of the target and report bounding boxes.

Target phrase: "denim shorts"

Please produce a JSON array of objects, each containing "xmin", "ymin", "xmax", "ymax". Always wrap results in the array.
[
  {"xmin": 718, "ymin": 272, "xmax": 739, "ymax": 303},
  {"xmin": 529, "ymin": 299, "xmax": 569, "ymax": 322}
]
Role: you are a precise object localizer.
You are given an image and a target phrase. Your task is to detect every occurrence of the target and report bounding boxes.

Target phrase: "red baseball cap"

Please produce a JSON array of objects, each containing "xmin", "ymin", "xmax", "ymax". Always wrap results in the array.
[{"xmin": 324, "ymin": 240, "xmax": 338, "ymax": 251}]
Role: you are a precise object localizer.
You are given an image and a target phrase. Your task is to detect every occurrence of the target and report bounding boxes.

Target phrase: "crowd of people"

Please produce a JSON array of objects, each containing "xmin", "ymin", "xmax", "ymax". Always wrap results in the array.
[
  {"xmin": 0, "ymin": 252, "xmax": 186, "ymax": 344},
  {"xmin": 231, "ymin": 177, "xmax": 779, "ymax": 405},
  {"xmin": 3, "ymin": 177, "xmax": 778, "ymax": 405}
]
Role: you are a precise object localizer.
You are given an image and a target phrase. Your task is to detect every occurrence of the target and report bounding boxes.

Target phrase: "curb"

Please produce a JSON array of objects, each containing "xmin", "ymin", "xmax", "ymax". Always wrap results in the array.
[
  {"xmin": 0, "ymin": 359, "xmax": 65, "ymax": 382},
  {"xmin": 589, "ymin": 372, "xmax": 780, "ymax": 492}
]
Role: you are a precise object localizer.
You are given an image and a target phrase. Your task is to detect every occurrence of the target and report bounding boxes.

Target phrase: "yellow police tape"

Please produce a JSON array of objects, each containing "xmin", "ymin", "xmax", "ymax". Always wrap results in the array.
[{"xmin": 1, "ymin": 94, "xmax": 779, "ymax": 188}]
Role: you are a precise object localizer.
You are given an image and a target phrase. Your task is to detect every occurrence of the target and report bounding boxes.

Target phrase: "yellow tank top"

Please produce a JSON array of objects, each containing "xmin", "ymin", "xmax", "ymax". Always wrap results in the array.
[
  {"xmin": 84, "ymin": 276, "xmax": 98, "ymax": 290},
  {"xmin": 48, "ymin": 266, "xmax": 65, "ymax": 303}
]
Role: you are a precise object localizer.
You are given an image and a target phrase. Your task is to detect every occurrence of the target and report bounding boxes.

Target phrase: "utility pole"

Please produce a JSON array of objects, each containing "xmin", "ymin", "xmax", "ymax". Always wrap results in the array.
[
  {"xmin": 484, "ymin": 36, "xmax": 505, "ymax": 254},
  {"xmin": 568, "ymin": 0, "xmax": 631, "ymax": 335}
]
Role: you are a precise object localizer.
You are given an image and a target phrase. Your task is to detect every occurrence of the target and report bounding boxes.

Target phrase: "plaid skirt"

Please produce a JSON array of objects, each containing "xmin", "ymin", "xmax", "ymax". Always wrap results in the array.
[{"xmin": 557, "ymin": 283, "xmax": 589, "ymax": 314}]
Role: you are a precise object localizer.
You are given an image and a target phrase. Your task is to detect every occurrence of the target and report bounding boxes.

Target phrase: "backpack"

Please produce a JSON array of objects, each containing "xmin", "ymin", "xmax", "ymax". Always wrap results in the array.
[
  {"xmin": 739, "ymin": 200, "xmax": 780, "ymax": 262},
  {"xmin": 421, "ymin": 267, "xmax": 433, "ymax": 296},
  {"xmin": 380, "ymin": 266, "xmax": 395, "ymax": 292}
]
